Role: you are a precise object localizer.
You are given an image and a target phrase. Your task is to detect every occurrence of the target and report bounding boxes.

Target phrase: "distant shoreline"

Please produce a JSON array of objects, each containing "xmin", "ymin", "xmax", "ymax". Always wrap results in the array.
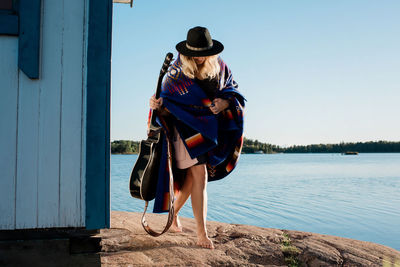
[
  {"xmin": 111, "ymin": 151, "xmax": 400, "ymax": 155},
  {"xmin": 111, "ymin": 139, "xmax": 400, "ymax": 154}
]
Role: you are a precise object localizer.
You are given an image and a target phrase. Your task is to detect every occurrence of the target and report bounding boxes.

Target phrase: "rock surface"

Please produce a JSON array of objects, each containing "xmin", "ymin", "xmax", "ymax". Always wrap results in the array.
[{"xmin": 100, "ymin": 211, "xmax": 400, "ymax": 266}]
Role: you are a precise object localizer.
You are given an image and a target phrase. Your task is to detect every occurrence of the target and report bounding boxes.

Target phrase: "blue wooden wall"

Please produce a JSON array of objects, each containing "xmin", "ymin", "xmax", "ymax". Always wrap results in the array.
[{"xmin": 85, "ymin": 0, "xmax": 113, "ymax": 229}]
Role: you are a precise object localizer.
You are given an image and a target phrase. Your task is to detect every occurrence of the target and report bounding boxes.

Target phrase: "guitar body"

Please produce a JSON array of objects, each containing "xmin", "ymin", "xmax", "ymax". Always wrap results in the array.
[{"xmin": 129, "ymin": 130, "xmax": 163, "ymax": 201}]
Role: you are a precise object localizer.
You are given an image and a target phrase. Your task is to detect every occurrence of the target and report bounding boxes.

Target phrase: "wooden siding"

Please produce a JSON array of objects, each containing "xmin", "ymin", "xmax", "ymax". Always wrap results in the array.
[
  {"xmin": 0, "ymin": 0, "xmax": 88, "ymax": 229},
  {"xmin": 60, "ymin": 0, "xmax": 86, "ymax": 227},
  {"xmin": 0, "ymin": 37, "xmax": 19, "ymax": 229},
  {"xmin": 15, "ymin": 69, "xmax": 40, "ymax": 229}
]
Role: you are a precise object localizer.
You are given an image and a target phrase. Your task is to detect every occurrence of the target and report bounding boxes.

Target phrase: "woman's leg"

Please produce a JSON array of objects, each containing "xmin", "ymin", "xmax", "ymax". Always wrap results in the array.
[
  {"xmin": 189, "ymin": 164, "xmax": 214, "ymax": 249},
  {"xmin": 171, "ymin": 171, "xmax": 193, "ymax": 232}
]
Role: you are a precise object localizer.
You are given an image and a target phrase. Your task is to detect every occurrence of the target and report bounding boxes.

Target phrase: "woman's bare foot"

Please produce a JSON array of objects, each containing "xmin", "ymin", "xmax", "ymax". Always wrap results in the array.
[
  {"xmin": 170, "ymin": 215, "xmax": 183, "ymax": 233},
  {"xmin": 197, "ymin": 234, "xmax": 214, "ymax": 249}
]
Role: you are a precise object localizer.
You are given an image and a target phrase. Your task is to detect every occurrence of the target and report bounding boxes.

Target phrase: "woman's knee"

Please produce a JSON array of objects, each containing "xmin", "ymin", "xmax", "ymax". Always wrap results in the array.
[{"xmin": 189, "ymin": 164, "xmax": 207, "ymax": 186}]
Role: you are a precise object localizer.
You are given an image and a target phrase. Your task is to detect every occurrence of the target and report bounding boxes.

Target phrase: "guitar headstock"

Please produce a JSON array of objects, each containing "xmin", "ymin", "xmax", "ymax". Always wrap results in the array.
[{"xmin": 160, "ymin": 52, "xmax": 174, "ymax": 75}]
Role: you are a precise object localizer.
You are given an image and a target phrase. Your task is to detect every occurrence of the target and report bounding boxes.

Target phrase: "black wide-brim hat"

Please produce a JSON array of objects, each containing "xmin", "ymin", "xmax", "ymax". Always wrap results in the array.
[{"xmin": 176, "ymin": 26, "xmax": 224, "ymax": 57}]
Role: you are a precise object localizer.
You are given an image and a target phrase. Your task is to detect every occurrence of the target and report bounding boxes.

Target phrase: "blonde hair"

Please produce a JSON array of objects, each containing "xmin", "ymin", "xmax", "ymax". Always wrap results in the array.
[{"xmin": 180, "ymin": 54, "xmax": 220, "ymax": 80}]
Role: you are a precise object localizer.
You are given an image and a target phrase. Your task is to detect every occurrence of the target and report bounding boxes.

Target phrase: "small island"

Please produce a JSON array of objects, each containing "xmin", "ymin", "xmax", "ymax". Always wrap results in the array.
[{"xmin": 342, "ymin": 151, "xmax": 359, "ymax": 155}]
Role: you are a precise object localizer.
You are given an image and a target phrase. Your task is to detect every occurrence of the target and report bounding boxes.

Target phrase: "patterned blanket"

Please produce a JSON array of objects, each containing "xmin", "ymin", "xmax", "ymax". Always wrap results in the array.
[{"xmin": 152, "ymin": 55, "xmax": 246, "ymax": 213}]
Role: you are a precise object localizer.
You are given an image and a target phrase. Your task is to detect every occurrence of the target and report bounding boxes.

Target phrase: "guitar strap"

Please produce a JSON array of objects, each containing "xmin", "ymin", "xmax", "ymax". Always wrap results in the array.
[{"xmin": 141, "ymin": 119, "xmax": 175, "ymax": 237}]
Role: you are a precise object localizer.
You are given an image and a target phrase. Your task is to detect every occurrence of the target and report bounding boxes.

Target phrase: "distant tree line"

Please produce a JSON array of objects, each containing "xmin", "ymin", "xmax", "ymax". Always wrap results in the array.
[
  {"xmin": 240, "ymin": 139, "xmax": 400, "ymax": 153},
  {"xmin": 111, "ymin": 140, "xmax": 139, "ymax": 154},
  {"xmin": 242, "ymin": 138, "xmax": 280, "ymax": 154},
  {"xmin": 280, "ymin": 141, "xmax": 400, "ymax": 153},
  {"xmin": 111, "ymin": 139, "xmax": 400, "ymax": 154}
]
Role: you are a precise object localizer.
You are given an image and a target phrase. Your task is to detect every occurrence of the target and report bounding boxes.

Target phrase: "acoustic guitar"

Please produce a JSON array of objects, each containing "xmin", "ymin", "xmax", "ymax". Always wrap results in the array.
[{"xmin": 129, "ymin": 52, "xmax": 175, "ymax": 236}]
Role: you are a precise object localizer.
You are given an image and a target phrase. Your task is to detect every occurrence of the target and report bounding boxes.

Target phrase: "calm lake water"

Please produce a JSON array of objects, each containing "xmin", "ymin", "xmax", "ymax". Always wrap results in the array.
[{"xmin": 111, "ymin": 153, "xmax": 400, "ymax": 250}]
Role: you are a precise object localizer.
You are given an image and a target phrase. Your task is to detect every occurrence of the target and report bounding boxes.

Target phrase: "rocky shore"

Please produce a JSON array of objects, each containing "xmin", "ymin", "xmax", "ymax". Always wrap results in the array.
[{"xmin": 100, "ymin": 211, "xmax": 400, "ymax": 266}]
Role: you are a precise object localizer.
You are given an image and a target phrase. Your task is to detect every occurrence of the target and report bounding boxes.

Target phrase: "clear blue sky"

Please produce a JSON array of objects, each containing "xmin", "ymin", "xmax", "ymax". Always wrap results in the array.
[{"xmin": 111, "ymin": 0, "xmax": 400, "ymax": 146}]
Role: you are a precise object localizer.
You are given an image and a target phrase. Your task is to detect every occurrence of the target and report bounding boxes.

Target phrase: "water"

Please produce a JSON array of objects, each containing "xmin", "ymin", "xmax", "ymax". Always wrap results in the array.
[{"xmin": 111, "ymin": 153, "xmax": 400, "ymax": 250}]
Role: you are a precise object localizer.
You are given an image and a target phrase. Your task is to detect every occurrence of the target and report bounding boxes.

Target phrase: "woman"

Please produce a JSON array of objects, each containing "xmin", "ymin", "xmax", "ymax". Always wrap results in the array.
[{"xmin": 149, "ymin": 26, "xmax": 245, "ymax": 249}]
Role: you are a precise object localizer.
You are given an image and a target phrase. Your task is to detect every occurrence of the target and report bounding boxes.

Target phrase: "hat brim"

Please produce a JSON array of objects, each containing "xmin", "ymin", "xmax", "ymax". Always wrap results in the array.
[{"xmin": 176, "ymin": 39, "xmax": 224, "ymax": 57}]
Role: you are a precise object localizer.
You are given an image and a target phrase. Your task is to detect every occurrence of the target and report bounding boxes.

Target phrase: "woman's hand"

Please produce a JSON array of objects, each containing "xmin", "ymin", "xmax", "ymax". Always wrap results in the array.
[
  {"xmin": 149, "ymin": 95, "xmax": 163, "ymax": 110},
  {"xmin": 210, "ymin": 98, "xmax": 230, "ymax": 114}
]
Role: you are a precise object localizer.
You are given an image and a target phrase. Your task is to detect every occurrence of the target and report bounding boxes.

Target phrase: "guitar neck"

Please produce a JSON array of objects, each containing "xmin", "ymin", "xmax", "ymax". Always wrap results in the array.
[
  {"xmin": 154, "ymin": 75, "xmax": 163, "ymax": 99},
  {"xmin": 149, "ymin": 53, "xmax": 173, "ymax": 130}
]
